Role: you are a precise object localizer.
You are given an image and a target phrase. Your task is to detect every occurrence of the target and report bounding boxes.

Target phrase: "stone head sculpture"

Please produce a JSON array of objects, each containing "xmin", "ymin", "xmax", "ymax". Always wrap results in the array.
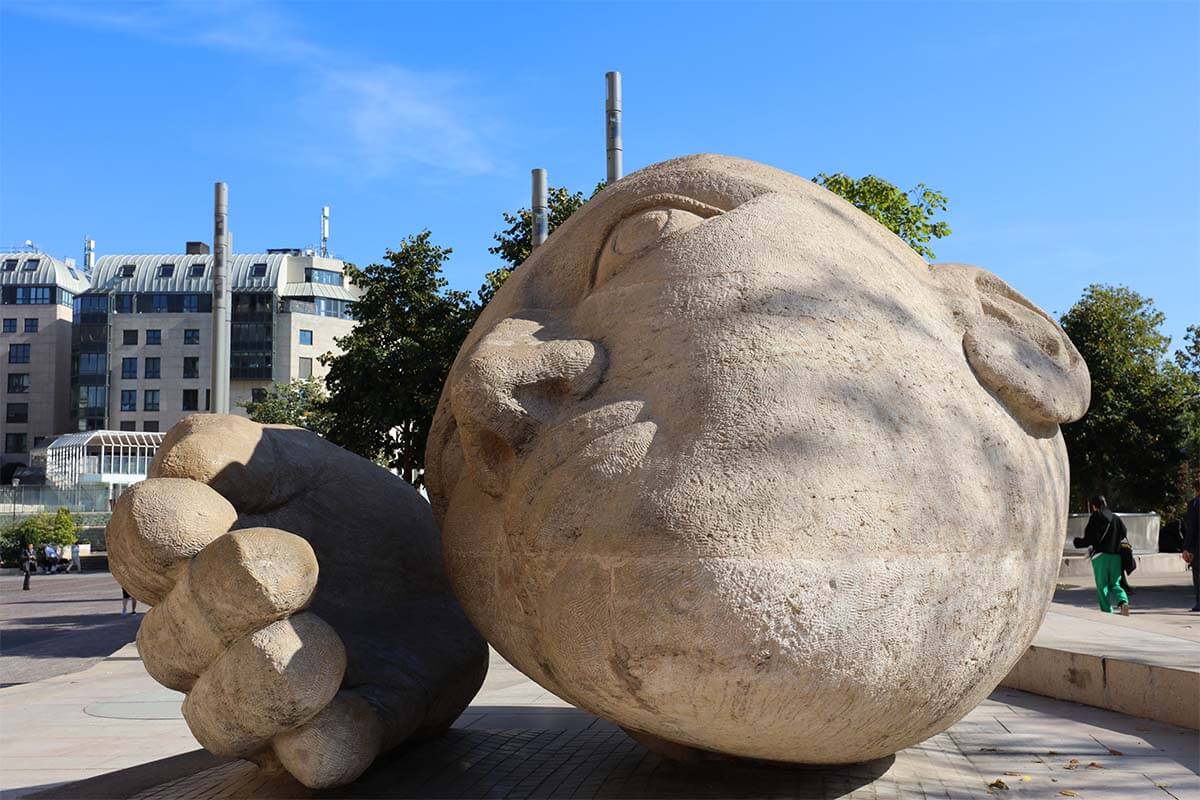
[{"xmin": 426, "ymin": 154, "xmax": 1089, "ymax": 763}]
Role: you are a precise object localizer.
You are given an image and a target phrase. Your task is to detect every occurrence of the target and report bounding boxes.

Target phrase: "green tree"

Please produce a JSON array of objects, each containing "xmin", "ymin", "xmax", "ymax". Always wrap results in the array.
[
  {"xmin": 239, "ymin": 376, "xmax": 332, "ymax": 435},
  {"xmin": 812, "ymin": 173, "xmax": 951, "ymax": 259},
  {"xmin": 0, "ymin": 508, "xmax": 77, "ymax": 564},
  {"xmin": 481, "ymin": 182, "xmax": 605, "ymax": 303},
  {"xmin": 1060, "ymin": 286, "xmax": 1198, "ymax": 518},
  {"xmin": 321, "ymin": 232, "xmax": 478, "ymax": 484}
]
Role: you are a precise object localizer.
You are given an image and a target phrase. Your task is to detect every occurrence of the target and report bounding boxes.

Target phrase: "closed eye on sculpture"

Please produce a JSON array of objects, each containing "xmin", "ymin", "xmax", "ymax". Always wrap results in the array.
[{"xmin": 591, "ymin": 193, "xmax": 724, "ymax": 288}]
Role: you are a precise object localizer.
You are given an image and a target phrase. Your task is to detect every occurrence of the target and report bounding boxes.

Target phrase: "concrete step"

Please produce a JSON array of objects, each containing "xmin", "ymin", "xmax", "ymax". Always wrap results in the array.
[{"xmin": 1002, "ymin": 606, "xmax": 1200, "ymax": 730}]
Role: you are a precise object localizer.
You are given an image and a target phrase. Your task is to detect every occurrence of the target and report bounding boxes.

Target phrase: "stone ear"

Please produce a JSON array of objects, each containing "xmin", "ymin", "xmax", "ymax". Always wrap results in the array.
[{"xmin": 934, "ymin": 264, "xmax": 1090, "ymax": 430}]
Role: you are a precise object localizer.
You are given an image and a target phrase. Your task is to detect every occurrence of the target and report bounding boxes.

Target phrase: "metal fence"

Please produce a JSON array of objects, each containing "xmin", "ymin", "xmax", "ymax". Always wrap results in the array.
[{"xmin": 0, "ymin": 485, "xmax": 113, "ymax": 521}]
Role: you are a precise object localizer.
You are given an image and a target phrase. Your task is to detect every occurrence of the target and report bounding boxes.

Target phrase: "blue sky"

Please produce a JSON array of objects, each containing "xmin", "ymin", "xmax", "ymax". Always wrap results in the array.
[{"xmin": 1, "ymin": 1, "xmax": 1196, "ymax": 348}]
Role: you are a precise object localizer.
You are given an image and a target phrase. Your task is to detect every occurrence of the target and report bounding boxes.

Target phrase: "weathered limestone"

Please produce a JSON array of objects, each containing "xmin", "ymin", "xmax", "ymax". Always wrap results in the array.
[
  {"xmin": 425, "ymin": 154, "xmax": 1090, "ymax": 764},
  {"xmin": 107, "ymin": 415, "xmax": 488, "ymax": 788}
]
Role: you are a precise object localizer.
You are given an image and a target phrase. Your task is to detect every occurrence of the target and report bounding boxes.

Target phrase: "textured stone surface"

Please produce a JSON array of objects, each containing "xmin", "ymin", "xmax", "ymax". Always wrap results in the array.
[
  {"xmin": 107, "ymin": 415, "xmax": 489, "ymax": 788},
  {"xmin": 426, "ymin": 154, "xmax": 1091, "ymax": 765}
]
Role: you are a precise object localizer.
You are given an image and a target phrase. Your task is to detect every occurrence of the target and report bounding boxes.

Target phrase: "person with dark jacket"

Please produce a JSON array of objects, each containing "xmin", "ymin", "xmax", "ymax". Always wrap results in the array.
[
  {"xmin": 1182, "ymin": 476, "xmax": 1200, "ymax": 613},
  {"xmin": 1073, "ymin": 495, "xmax": 1130, "ymax": 615}
]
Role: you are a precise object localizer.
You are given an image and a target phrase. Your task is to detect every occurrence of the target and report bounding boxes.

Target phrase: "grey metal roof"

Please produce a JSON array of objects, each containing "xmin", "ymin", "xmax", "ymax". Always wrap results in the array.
[
  {"xmin": 278, "ymin": 282, "xmax": 359, "ymax": 301},
  {"xmin": 0, "ymin": 252, "xmax": 91, "ymax": 293},
  {"xmin": 91, "ymin": 253, "xmax": 288, "ymax": 293},
  {"xmin": 47, "ymin": 430, "xmax": 166, "ymax": 450}
]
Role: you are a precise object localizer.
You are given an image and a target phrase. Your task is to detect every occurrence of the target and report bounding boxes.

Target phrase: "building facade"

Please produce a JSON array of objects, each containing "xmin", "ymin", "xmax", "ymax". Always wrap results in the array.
[
  {"xmin": 0, "ymin": 252, "xmax": 91, "ymax": 479},
  {"xmin": 79, "ymin": 247, "xmax": 356, "ymax": 433}
]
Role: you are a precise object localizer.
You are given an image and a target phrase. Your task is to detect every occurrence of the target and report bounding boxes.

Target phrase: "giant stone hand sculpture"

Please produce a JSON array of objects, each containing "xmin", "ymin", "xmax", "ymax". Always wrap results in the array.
[
  {"xmin": 425, "ymin": 154, "xmax": 1090, "ymax": 764},
  {"xmin": 107, "ymin": 416, "xmax": 488, "ymax": 788}
]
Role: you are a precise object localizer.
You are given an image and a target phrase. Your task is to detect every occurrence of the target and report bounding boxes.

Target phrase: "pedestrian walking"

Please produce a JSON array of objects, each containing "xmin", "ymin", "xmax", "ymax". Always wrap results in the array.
[
  {"xmin": 68, "ymin": 542, "xmax": 82, "ymax": 573},
  {"xmin": 21, "ymin": 543, "xmax": 35, "ymax": 591},
  {"xmin": 1073, "ymin": 495, "xmax": 1130, "ymax": 615},
  {"xmin": 43, "ymin": 543, "xmax": 56, "ymax": 574},
  {"xmin": 121, "ymin": 587, "xmax": 138, "ymax": 615},
  {"xmin": 1182, "ymin": 476, "xmax": 1200, "ymax": 613}
]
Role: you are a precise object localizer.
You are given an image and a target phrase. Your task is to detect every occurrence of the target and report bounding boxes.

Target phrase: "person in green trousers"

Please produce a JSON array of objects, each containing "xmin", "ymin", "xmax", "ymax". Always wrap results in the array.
[{"xmin": 1073, "ymin": 495, "xmax": 1130, "ymax": 615}]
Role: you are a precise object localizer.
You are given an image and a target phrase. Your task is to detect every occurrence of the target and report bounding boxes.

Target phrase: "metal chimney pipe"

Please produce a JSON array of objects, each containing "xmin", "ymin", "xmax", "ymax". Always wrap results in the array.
[
  {"xmin": 211, "ymin": 182, "xmax": 231, "ymax": 414},
  {"xmin": 531, "ymin": 168, "xmax": 549, "ymax": 249},
  {"xmin": 83, "ymin": 237, "xmax": 95, "ymax": 270},
  {"xmin": 605, "ymin": 71, "xmax": 623, "ymax": 183},
  {"xmin": 321, "ymin": 206, "xmax": 330, "ymax": 257}
]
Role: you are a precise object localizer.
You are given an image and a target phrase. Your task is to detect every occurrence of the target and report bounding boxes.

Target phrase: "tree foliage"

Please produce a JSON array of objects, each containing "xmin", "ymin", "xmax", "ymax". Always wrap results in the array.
[
  {"xmin": 321, "ymin": 232, "xmax": 478, "ymax": 484},
  {"xmin": 1060, "ymin": 286, "xmax": 1199, "ymax": 519},
  {"xmin": 812, "ymin": 173, "xmax": 951, "ymax": 259},
  {"xmin": 481, "ymin": 183, "xmax": 605, "ymax": 302},
  {"xmin": 0, "ymin": 508, "xmax": 78, "ymax": 563},
  {"xmin": 240, "ymin": 376, "xmax": 332, "ymax": 435}
]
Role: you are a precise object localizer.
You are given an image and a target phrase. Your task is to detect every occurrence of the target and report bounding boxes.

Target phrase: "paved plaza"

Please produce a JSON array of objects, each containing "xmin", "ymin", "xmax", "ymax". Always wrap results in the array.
[{"xmin": 1, "ymin": 572, "xmax": 1197, "ymax": 799}]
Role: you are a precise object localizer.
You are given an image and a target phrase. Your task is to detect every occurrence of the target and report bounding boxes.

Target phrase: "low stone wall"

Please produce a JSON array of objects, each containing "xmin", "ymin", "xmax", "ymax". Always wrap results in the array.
[{"xmin": 1065, "ymin": 512, "xmax": 1160, "ymax": 553}]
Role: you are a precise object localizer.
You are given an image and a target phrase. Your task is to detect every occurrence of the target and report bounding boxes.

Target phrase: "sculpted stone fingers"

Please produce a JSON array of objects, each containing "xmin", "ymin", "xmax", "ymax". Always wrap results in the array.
[
  {"xmin": 272, "ymin": 690, "xmax": 387, "ymax": 788},
  {"xmin": 136, "ymin": 528, "xmax": 320, "ymax": 691},
  {"xmin": 182, "ymin": 613, "xmax": 347, "ymax": 758},
  {"xmin": 108, "ymin": 478, "xmax": 237, "ymax": 605}
]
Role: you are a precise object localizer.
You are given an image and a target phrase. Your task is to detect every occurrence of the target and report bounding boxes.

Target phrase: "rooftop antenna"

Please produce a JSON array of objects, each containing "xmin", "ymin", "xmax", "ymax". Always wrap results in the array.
[
  {"xmin": 211, "ymin": 182, "xmax": 231, "ymax": 415},
  {"xmin": 605, "ymin": 71, "xmax": 623, "ymax": 183},
  {"xmin": 84, "ymin": 237, "xmax": 95, "ymax": 271},
  {"xmin": 531, "ymin": 169, "xmax": 548, "ymax": 249},
  {"xmin": 320, "ymin": 206, "xmax": 330, "ymax": 257}
]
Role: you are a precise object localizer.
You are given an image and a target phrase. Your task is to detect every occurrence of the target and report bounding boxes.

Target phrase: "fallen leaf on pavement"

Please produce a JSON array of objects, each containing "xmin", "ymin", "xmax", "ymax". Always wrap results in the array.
[
  {"xmin": 1059, "ymin": 791, "xmax": 1079, "ymax": 797},
  {"xmin": 1087, "ymin": 761, "xmax": 1104, "ymax": 769},
  {"xmin": 1107, "ymin": 748, "xmax": 1123, "ymax": 756},
  {"xmin": 1064, "ymin": 758, "xmax": 1080, "ymax": 770},
  {"xmin": 988, "ymin": 778, "xmax": 1009, "ymax": 790}
]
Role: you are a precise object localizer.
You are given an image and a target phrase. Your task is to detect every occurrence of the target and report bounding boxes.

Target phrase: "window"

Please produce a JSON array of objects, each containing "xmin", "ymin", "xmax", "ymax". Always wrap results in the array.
[
  {"xmin": 205, "ymin": 389, "xmax": 211, "ymax": 411},
  {"xmin": 189, "ymin": 263, "xmax": 205, "ymax": 278},
  {"xmin": 7, "ymin": 373, "xmax": 29, "ymax": 393},
  {"xmin": 120, "ymin": 390, "xmax": 137, "ymax": 412},
  {"xmin": 144, "ymin": 357, "xmax": 161, "ymax": 379},
  {"xmin": 251, "ymin": 388, "xmax": 267, "ymax": 404},
  {"xmin": 250, "ymin": 263, "xmax": 268, "ymax": 278},
  {"xmin": 33, "ymin": 436, "xmax": 45, "ymax": 447},
  {"xmin": 184, "ymin": 329, "xmax": 200, "ymax": 345},
  {"xmin": 121, "ymin": 357, "xmax": 137, "ymax": 379},
  {"xmin": 150, "ymin": 294, "xmax": 168, "ymax": 313},
  {"xmin": 119, "ymin": 421, "xmax": 137, "ymax": 431},
  {"xmin": 78, "ymin": 385, "xmax": 106, "ymax": 412},
  {"xmin": 182, "ymin": 389, "xmax": 199, "ymax": 411},
  {"xmin": 24, "ymin": 319, "xmax": 37, "ymax": 333},
  {"xmin": 144, "ymin": 421, "xmax": 159, "ymax": 432},
  {"xmin": 2, "ymin": 319, "xmax": 14, "ymax": 333},
  {"xmin": 112, "ymin": 294, "xmax": 133, "ymax": 313},
  {"xmin": 304, "ymin": 268, "xmax": 343, "ymax": 286},
  {"xmin": 122, "ymin": 329, "xmax": 139, "ymax": 345},
  {"xmin": 78, "ymin": 353, "xmax": 106, "ymax": 375},
  {"xmin": 183, "ymin": 356, "xmax": 199, "ymax": 379},
  {"xmin": 2, "ymin": 259, "xmax": 16, "ymax": 271},
  {"xmin": 158, "ymin": 264, "xmax": 175, "ymax": 278},
  {"xmin": 299, "ymin": 329, "xmax": 313, "ymax": 346},
  {"xmin": 23, "ymin": 258, "xmax": 39, "ymax": 271},
  {"xmin": 8, "ymin": 344, "xmax": 30, "ymax": 363},
  {"xmin": 146, "ymin": 329, "xmax": 161, "ymax": 345},
  {"xmin": 6, "ymin": 403, "xmax": 28, "ymax": 423},
  {"xmin": 7, "ymin": 287, "xmax": 51, "ymax": 304},
  {"xmin": 5, "ymin": 433, "xmax": 27, "ymax": 453},
  {"xmin": 183, "ymin": 294, "xmax": 199, "ymax": 312},
  {"xmin": 298, "ymin": 357, "xmax": 313, "ymax": 379},
  {"xmin": 144, "ymin": 389, "xmax": 160, "ymax": 411},
  {"xmin": 120, "ymin": 264, "xmax": 136, "ymax": 278}
]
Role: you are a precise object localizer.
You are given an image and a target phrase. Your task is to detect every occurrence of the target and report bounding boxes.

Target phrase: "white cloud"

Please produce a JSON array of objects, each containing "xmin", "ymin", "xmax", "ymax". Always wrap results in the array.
[{"xmin": 7, "ymin": 0, "xmax": 496, "ymax": 177}]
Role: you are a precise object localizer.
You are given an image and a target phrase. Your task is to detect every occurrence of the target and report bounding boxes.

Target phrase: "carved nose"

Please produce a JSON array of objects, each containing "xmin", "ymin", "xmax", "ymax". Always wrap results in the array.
[{"xmin": 450, "ymin": 315, "xmax": 607, "ymax": 496}]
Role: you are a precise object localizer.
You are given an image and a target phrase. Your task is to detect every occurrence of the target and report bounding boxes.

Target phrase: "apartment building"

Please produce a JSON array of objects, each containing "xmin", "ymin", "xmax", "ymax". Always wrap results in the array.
[
  {"xmin": 0, "ymin": 252, "xmax": 92, "ymax": 479},
  {"xmin": 76, "ymin": 246, "xmax": 356, "ymax": 433}
]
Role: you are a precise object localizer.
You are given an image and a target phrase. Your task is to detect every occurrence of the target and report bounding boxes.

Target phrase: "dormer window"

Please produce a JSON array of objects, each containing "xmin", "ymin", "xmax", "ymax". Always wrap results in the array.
[
  {"xmin": 23, "ymin": 259, "xmax": 39, "ymax": 271},
  {"xmin": 2, "ymin": 260, "xmax": 16, "ymax": 271},
  {"xmin": 189, "ymin": 263, "xmax": 205, "ymax": 278},
  {"xmin": 159, "ymin": 264, "xmax": 175, "ymax": 278},
  {"xmin": 120, "ymin": 264, "xmax": 135, "ymax": 278},
  {"xmin": 250, "ymin": 263, "xmax": 268, "ymax": 278}
]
